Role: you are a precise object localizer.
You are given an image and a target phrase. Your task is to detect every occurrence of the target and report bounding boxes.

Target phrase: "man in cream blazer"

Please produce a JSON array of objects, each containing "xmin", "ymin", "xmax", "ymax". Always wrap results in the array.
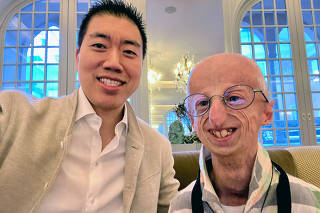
[{"xmin": 0, "ymin": 1, "xmax": 179, "ymax": 212}]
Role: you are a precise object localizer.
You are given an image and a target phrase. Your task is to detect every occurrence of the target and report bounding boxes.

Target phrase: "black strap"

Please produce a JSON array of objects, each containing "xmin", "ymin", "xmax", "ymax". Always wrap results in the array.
[{"xmin": 191, "ymin": 160, "xmax": 291, "ymax": 213}]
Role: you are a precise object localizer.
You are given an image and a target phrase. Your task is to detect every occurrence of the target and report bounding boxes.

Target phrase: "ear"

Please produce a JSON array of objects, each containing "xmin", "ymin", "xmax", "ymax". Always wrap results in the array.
[
  {"xmin": 187, "ymin": 114, "xmax": 197, "ymax": 133},
  {"xmin": 75, "ymin": 48, "xmax": 80, "ymax": 70},
  {"xmin": 262, "ymin": 100, "xmax": 274, "ymax": 125}
]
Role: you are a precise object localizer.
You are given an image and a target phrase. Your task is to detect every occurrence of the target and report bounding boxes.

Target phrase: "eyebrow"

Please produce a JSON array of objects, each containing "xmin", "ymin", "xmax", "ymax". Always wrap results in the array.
[{"xmin": 89, "ymin": 32, "xmax": 141, "ymax": 48}]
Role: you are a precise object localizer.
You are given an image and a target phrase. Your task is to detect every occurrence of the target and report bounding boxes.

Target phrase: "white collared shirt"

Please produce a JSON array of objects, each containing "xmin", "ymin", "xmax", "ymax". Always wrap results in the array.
[{"xmin": 37, "ymin": 87, "xmax": 127, "ymax": 213}]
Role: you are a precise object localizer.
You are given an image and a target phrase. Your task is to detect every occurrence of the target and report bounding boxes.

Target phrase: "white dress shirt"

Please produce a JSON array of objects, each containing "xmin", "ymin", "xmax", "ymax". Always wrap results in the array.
[{"xmin": 37, "ymin": 87, "xmax": 127, "ymax": 213}]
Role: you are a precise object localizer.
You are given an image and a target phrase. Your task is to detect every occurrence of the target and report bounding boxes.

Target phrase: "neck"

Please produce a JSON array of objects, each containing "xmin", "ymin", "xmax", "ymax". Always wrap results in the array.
[{"xmin": 210, "ymin": 151, "xmax": 256, "ymax": 206}]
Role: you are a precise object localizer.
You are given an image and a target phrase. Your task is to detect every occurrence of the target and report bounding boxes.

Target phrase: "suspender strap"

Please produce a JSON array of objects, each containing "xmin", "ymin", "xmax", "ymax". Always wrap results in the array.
[
  {"xmin": 272, "ymin": 161, "xmax": 292, "ymax": 213},
  {"xmin": 191, "ymin": 161, "xmax": 291, "ymax": 213},
  {"xmin": 191, "ymin": 169, "xmax": 204, "ymax": 213}
]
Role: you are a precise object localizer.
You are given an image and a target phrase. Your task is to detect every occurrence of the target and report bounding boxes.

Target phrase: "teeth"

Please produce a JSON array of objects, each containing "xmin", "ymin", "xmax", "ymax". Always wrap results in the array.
[
  {"xmin": 99, "ymin": 78, "xmax": 121, "ymax": 86},
  {"xmin": 212, "ymin": 129, "xmax": 233, "ymax": 138}
]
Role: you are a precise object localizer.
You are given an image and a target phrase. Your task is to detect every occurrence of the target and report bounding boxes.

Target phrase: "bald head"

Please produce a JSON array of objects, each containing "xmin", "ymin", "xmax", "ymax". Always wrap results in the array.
[{"xmin": 187, "ymin": 53, "xmax": 268, "ymax": 96}]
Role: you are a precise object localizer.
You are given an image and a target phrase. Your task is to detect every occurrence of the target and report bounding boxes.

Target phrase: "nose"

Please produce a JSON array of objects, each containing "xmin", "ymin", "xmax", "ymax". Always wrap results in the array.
[
  {"xmin": 102, "ymin": 49, "xmax": 122, "ymax": 73},
  {"xmin": 208, "ymin": 96, "xmax": 228, "ymax": 127}
]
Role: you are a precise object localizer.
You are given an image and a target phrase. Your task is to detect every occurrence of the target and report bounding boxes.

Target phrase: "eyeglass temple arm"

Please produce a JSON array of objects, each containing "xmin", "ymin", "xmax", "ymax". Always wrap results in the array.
[{"xmin": 253, "ymin": 89, "xmax": 269, "ymax": 103}]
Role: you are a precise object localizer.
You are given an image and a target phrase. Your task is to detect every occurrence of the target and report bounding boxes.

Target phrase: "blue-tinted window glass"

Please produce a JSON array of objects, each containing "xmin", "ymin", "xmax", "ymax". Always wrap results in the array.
[
  {"xmin": 2, "ymin": 83, "xmax": 15, "ymax": 90},
  {"xmin": 308, "ymin": 59, "xmax": 319, "ymax": 74},
  {"xmin": 240, "ymin": 28, "xmax": 251, "ymax": 42},
  {"xmin": 5, "ymin": 30, "xmax": 18, "ymax": 46},
  {"xmin": 316, "ymin": 128, "xmax": 320, "ymax": 144},
  {"xmin": 272, "ymin": 93, "xmax": 285, "ymax": 110},
  {"xmin": 47, "ymin": 65, "xmax": 59, "ymax": 81},
  {"xmin": 304, "ymin": 27, "xmax": 316, "ymax": 41},
  {"xmin": 2, "ymin": 65, "xmax": 16, "ymax": 81},
  {"xmin": 274, "ymin": 111, "xmax": 286, "ymax": 128},
  {"xmin": 77, "ymin": 14, "xmax": 85, "ymax": 28},
  {"xmin": 276, "ymin": 0, "xmax": 286, "ymax": 9},
  {"xmin": 46, "ymin": 82, "xmax": 58, "ymax": 97},
  {"xmin": 17, "ymin": 82, "xmax": 30, "ymax": 93},
  {"xmin": 282, "ymin": 60, "xmax": 294, "ymax": 75},
  {"xmin": 34, "ymin": 31, "xmax": 46, "ymax": 46},
  {"xmin": 310, "ymin": 76, "xmax": 320, "ymax": 91},
  {"xmin": 35, "ymin": 0, "xmax": 47, "ymax": 11},
  {"xmin": 252, "ymin": 11, "xmax": 263, "ymax": 25},
  {"xmin": 33, "ymin": 48, "xmax": 46, "ymax": 63},
  {"xmin": 32, "ymin": 83, "xmax": 44, "ymax": 98},
  {"xmin": 306, "ymin": 43, "xmax": 317, "ymax": 57},
  {"xmin": 241, "ymin": 12, "xmax": 250, "ymax": 26},
  {"xmin": 287, "ymin": 111, "xmax": 299, "ymax": 127},
  {"xmin": 276, "ymin": 129, "xmax": 288, "ymax": 146},
  {"xmin": 77, "ymin": 1, "xmax": 88, "ymax": 11},
  {"xmin": 263, "ymin": 0, "xmax": 274, "ymax": 9},
  {"xmin": 22, "ymin": 3, "xmax": 33, "ymax": 12},
  {"xmin": 34, "ymin": 13, "xmax": 46, "ymax": 29},
  {"xmin": 285, "ymin": 94, "xmax": 297, "ymax": 109},
  {"xmin": 48, "ymin": 0, "xmax": 60, "ymax": 11},
  {"xmin": 315, "ymin": 11, "xmax": 320, "ymax": 25},
  {"xmin": 32, "ymin": 65, "xmax": 45, "ymax": 81},
  {"xmin": 47, "ymin": 48, "xmax": 59, "ymax": 63},
  {"xmin": 253, "ymin": 28, "xmax": 265, "ymax": 42},
  {"xmin": 302, "ymin": 11, "xmax": 314, "ymax": 25},
  {"xmin": 264, "ymin": 11, "xmax": 275, "ymax": 25},
  {"xmin": 257, "ymin": 60, "xmax": 267, "ymax": 75},
  {"xmin": 3, "ymin": 48, "xmax": 17, "ymax": 63},
  {"xmin": 317, "ymin": 27, "xmax": 320, "ymax": 40},
  {"xmin": 315, "ymin": 110, "xmax": 320, "ymax": 126},
  {"xmin": 267, "ymin": 43, "xmax": 279, "ymax": 58},
  {"xmin": 277, "ymin": 11, "xmax": 288, "ymax": 25},
  {"xmin": 280, "ymin": 44, "xmax": 292, "ymax": 58},
  {"xmin": 7, "ymin": 14, "xmax": 18, "ymax": 29},
  {"xmin": 270, "ymin": 77, "xmax": 282, "ymax": 92},
  {"xmin": 283, "ymin": 77, "xmax": 296, "ymax": 92},
  {"xmin": 18, "ymin": 65, "xmax": 30, "ymax": 81},
  {"xmin": 252, "ymin": 2, "xmax": 262, "ymax": 9},
  {"xmin": 314, "ymin": 0, "xmax": 320, "ymax": 9},
  {"xmin": 241, "ymin": 45, "xmax": 253, "ymax": 58},
  {"xmin": 312, "ymin": 93, "xmax": 320, "ymax": 108},
  {"xmin": 269, "ymin": 60, "xmax": 281, "ymax": 75},
  {"xmin": 254, "ymin": 44, "xmax": 266, "ymax": 59},
  {"xmin": 288, "ymin": 129, "xmax": 301, "ymax": 146},
  {"xmin": 301, "ymin": 0, "xmax": 312, "ymax": 9},
  {"xmin": 261, "ymin": 130, "xmax": 274, "ymax": 146},
  {"xmin": 19, "ymin": 31, "xmax": 32, "ymax": 46},
  {"xmin": 20, "ymin": 13, "xmax": 33, "ymax": 29},
  {"xmin": 266, "ymin": 27, "xmax": 277, "ymax": 41},
  {"xmin": 48, "ymin": 13, "xmax": 59, "ymax": 28},
  {"xmin": 279, "ymin": 27, "xmax": 290, "ymax": 41},
  {"xmin": 48, "ymin": 30, "xmax": 59, "ymax": 46}
]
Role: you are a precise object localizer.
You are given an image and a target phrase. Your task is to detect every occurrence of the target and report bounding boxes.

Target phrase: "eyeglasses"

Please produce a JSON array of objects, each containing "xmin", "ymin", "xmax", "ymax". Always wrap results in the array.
[{"xmin": 184, "ymin": 84, "xmax": 269, "ymax": 117}]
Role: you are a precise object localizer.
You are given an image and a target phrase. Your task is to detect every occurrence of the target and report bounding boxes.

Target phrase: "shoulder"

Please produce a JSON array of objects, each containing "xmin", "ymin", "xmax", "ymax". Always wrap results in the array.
[{"xmin": 169, "ymin": 181, "xmax": 195, "ymax": 212}]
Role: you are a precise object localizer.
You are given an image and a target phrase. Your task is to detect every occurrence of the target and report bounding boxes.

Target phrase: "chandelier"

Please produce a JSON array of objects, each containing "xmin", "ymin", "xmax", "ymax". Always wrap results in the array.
[{"xmin": 173, "ymin": 53, "xmax": 194, "ymax": 93}]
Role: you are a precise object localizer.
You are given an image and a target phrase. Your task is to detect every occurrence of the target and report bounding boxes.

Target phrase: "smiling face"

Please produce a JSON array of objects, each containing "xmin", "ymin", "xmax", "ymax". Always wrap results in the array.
[
  {"xmin": 76, "ymin": 14, "xmax": 143, "ymax": 116},
  {"xmin": 188, "ymin": 54, "xmax": 274, "ymax": 158}
]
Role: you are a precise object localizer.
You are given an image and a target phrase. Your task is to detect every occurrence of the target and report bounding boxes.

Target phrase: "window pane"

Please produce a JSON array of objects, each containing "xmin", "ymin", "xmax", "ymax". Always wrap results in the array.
[
  {"xmin": 32, "ymin": 83, "xmax": 44, "ymax": 98},
  {"xmin": 317, "ymin": 27, "xmax": 320, "ymax": 40},
  {"xmin": 287, "ymin": 111, "xmax": 299, "ymax": 127},
  {"xmin": 241, "ymin": 11, "xmax": 250, "ymax": 26},
  {"xmin": 285, "ymin": 94, "xmax": 297, "ymax": 109},
  {"xmin": 254, "ymin": 44, "xmax": 266, "ymax": 59},
  {"xmin": 33, "ymin": 48, "xmax": 46, "ymax": 63},
  {"xmin": 261, "ymin": 130, "xmax": 275, "ymax": 147},
  {"xmin": 20, "ymin": 13, "xmax": 33, "ymax": 29},
  {"xmin": 77, "ymin": 14, "xmax": 85, "ymax": 28},
  {"xmin": 279, "ymin": 27, "xmax": 290, "ymax": 41},
  {"xmin": 264, "ymin": 11, "xmax": 275, "ymax": 25},
  {"xmin": 22, "ymin": 3, "xmax": 33, "ymax": 12},
  {"xmin": 35, "ymin": 0, "xmax": 47, "ymax": 11},
  {"xmin": 301, "ymin": 0, "xmax": 312, "ymax": 9},
  {"xmin": 5, "ymin": 30, "xmax": 18, "ymax": 46},
  {"xmin": 277, "ymin": 11, "xmax": 288, "ymax": 25},
  {"xmin": 302, "ymin": 11, "xmax": 313, "ymax": 25},
  {"xmin": 257, "ymin": 60, "xmax": 267, "ymax": 75},
  {"xmin": 34, "ymin": 31, "xmax": 46, "ymax": 46},
  {"xmin": 269, "ymin": 60, "xmax": 281, "ymax": 75},
  {"xmin": 308, "ymin": 59, "xmax": 319, "ymax": 74},
  {"xmin": 315, "ymin": 11, "xmax": 320, "ymax": 25},
  {"xmin": 18, "ymin": 65, "xmax": 30, "ymax": 81},
  {"xmin": 34, "ymin": 13, "xmax": 46, "ymax": 29},
  {"xmin": 253, "ymin": 27, "xmax": 265, "ymax": 42},
  {"xmin": 288, "ymin": 129, "xmax": 301, "ymax": 146},
  {"xmin": 317, "ymin": 128, "xmax": 320, "ymax": 145},
  {"xmin": 19, "ymin": 47, "xmax": 31, "ymax": 63},
  {"xmin": 77, "ymin": 1, "xmax": 88, "ymax": 11},
  {"xmin": 48, "ymin": 0, "xmax": 60, "ymax": 11},
  {"xmin": 304, "ymin": 27, "xmax": 316, "ymax": 41},
  {"xmin": 266, "ymin": 27, "xmax": 277, "ymax": 41},
  {"xmin": 2, "ymin": 65, "xmax": 16, "ymax": 81},
  {"xmin": 46, "ymin": 82, "xmax": 58, "ymax": 97},
  {"xmin": 47, "ymin": 48, "xmax": 59, "ymax": 63},
  {"xmin": 252, "ymin": 11, "xmax": 263, "ymax": 25},
  {"xmin": 274, "ymin": 111, "xmax": 286, "ymax": 128},
  {"xmin": 270, "ymin": 77, "xmax": 282, "ymax": 92},
  {"xmin": 17, "ymin": 82, "xmax": 30, "ymax": 93},
  {"xmin": 241, "ymin": 45, "xmax": 253, "ymax": 58},
  {"xmin": 252, "ymin": 2, "xmax": 262, "ymax": 9},
  {"xmin": 282, "ymin": 60, "xmax": 294, "ymax": 75},
  {"xmin": 48, "ymin": 13, "xmax": 59, "ymax": 28},
  {"xmin": 32, "ymin": 65, "xmax": 45, "ymax": 81},
  {"xmin": 47, "ymin": 65, "xmax": 59, "ymax": 81},
  {"xmin": 312, "ymin": 93, "xmax": 320, "ymax": 108},
  {"xmin": 276, "ymin": 129, "xmax": 288, "ymax": 146},
  {"xmin": 48, "ymin": 30, "xmax": 59, "ymax": 46},
  {"xmin": 272, "ymin": 93, "xmax": 285, "ymax": 110},
  {"xmin": 306, "ymin": 43, "xmax": 317, "ymax": 57},
  {"xmin": 19, "ymin": 31, "xmax": 32, "ymax": 46},
  {"xmin": 267, "ymin": 43, "xmax": 279, "ymax": 58},
  {"xmin": 314, "ymin": 110, "xmax": 320, "ymax": 126},
  {"xmin": 283, "ymin": 77, "xmax": 296, "ymax": 92},
  {"xmin": 314, "ymin": 0, "xmax": 320, "ymax": 9},
  {"xmin": 2, "ymin": 83, "xmax": 15, "ymax": 90},
  {"xmin": 7, "ymin": 14, "xmax": 18, "ymax": 29},
  {"xmin": 280, "ymin": 43, "xmax": 291, "ymax": 58},
  {"xmin": 263, "ymin": 0, "xmax": 274, "ymax": 9},
  {"xmin": 240, "ymin": 28, "xmax": 251, "ymax": 42},
  {"xmin": 3, "ymin": 47, "xmax": 17, "ymax": 63},
  {"xmin": 276, "ymin": 0, "xmax": 286, "ymax": 9}
]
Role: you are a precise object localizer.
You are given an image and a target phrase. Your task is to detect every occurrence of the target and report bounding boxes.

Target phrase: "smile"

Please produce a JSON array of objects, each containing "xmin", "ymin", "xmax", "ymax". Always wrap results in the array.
[
  {"xmin": 211, "ymin": 128, "xmax": 235, "ymax": 138},
  {"xmin": 97, "ymin": 77, "xmax": 124, "ymax": 87}
]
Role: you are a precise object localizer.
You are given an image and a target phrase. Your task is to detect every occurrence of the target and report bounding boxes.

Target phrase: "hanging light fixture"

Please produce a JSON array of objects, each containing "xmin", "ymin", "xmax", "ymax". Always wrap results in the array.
[{"xmin": 174, "ymin": 53, "xmax": 194, "ymax": 93}]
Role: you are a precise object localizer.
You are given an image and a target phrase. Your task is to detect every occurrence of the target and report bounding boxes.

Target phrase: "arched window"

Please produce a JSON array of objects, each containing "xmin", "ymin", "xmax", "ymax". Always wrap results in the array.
[{"xmin": 236, "ymin": 0, "xmax": 320, "ymax": 146}]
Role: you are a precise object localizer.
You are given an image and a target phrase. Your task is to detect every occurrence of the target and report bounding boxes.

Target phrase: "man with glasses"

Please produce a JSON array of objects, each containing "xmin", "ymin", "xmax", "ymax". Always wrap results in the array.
[{"xmin": 169, "ymin": 53, "xmax": 320, "ymax": 212}]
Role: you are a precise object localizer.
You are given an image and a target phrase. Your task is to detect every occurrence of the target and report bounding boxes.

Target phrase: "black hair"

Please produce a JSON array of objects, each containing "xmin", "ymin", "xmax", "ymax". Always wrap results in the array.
[{"xmin": 78, "ymin": 0, "xmax": 147, "ymax": 58}]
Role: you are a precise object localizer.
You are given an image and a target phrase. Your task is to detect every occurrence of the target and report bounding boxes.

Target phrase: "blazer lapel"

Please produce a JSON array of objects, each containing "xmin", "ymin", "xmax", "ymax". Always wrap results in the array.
[{"xmin": 123, "ymin": 102, "xmax": 144, "ymax": 213}]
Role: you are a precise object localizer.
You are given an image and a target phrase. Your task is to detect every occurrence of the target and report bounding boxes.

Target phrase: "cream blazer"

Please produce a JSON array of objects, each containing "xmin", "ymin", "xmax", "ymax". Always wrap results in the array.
[{"xmin": 0, "ymin": 90, "xmax": 179, "ymax": 213}]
